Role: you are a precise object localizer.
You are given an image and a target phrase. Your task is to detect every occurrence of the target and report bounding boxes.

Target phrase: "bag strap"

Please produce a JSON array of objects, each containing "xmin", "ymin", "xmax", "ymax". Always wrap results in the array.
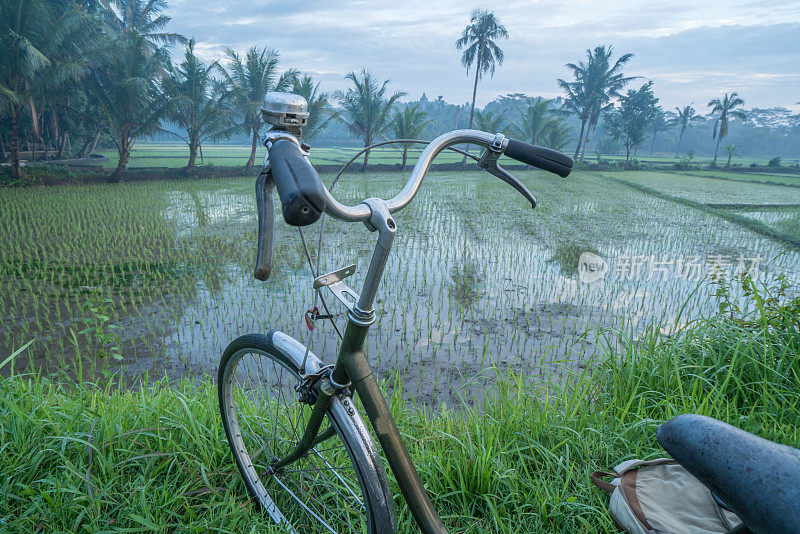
[{"xmin": 590, "ymin": 470, "xmax": 618, "ymax": 493}]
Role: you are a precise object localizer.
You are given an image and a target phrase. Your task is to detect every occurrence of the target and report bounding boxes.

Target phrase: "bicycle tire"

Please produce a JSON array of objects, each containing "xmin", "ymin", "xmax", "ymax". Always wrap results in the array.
[{"xmin": 218, "ymin": 331, "xmax": 396, "ymax": 533}]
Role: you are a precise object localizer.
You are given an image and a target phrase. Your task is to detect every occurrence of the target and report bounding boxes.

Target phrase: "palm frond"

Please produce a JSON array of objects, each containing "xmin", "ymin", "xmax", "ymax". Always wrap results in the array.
[{"xmin": 457, "ymin": 9, "xmax": 508, "ymax": 79}]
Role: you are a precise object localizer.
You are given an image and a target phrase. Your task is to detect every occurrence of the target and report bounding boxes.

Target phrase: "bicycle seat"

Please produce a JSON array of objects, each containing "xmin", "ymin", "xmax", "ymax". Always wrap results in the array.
[{"xmin": 657, "ymin": 414, "xmax": 800, "ymax": 534}]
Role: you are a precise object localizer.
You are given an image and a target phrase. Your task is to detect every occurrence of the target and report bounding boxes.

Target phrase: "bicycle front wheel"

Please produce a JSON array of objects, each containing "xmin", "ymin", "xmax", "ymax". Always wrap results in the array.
[{"xmin": 218, "ymin": 331, "xmax": 396, "ymax": 533}]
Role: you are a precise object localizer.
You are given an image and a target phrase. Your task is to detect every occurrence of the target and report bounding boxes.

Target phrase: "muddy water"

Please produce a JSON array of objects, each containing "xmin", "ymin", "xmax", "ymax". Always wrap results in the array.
[{"xmin": 3, "ymin": 171, "xmax": 800, "ymax": 407}]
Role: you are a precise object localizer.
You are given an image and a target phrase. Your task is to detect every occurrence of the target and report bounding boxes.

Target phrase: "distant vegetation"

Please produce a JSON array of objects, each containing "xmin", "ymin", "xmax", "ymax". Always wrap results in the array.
[
  {"xmin": 335, "ymin": 70, "xmax": 406, "ymax": 169},
  {"xmin": 2, "ymin": 1, "xmax": 799, "ymax": 183}
]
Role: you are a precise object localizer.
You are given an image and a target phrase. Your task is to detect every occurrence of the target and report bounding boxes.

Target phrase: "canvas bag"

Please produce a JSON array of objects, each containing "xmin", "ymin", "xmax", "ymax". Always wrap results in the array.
[{"xmin": 591, "ymin": 458, "xmax": 742, "ymax": 534}]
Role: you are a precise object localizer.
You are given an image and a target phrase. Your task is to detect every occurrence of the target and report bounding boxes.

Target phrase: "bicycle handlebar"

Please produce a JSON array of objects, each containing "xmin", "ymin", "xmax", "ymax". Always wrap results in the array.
[
  {"xmin": 322, "ymin": 130, "xmax": 573, "ymax": 221},
  {"xmin": 385, "ymin": 130, "xmax": 498, "ymax": 215},
  {"xmin": 254, "ymin": 129, "xmax": 573, "ymax": 279},
  {"xmin": 504, "ymin": 138, "xmax": 573, "ymax": 178},
  {"xmin": 270, "ymin": 138, "xmax": 328, "ymax": 225}
]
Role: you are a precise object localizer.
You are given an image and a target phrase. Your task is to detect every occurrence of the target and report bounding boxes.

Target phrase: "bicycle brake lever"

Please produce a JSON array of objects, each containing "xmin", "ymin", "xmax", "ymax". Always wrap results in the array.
[
  {"xmin": 254, "ymin": 169, "xmax": 275, "ymax": 280},
  {"xmin": 477, "ymin": 146, "xmax": 537, "ymax": 208}
]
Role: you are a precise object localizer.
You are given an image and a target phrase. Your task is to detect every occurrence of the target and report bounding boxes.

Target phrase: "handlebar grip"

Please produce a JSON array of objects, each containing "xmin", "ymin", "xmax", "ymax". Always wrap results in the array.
[
  {"xmin": 269, "ymin": 139, "xmax": 327, "ymax": 226},
  {"xmin": 505, "ymin": 139, "xmax": 573, "ymax": 178},
  {"xmin": 254, "ymin": 171, "xmax": 274, "ymax": 280}
]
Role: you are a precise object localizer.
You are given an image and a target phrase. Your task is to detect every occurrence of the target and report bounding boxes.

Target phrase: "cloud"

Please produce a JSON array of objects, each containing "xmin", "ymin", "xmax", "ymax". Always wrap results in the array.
[
  {"xmin": 621, "ymin": 23, "xmax": 800, "ymax": 106},
  {"xmin": 164, "ymin": 1, "xmax": 800, "ymax": 109}
]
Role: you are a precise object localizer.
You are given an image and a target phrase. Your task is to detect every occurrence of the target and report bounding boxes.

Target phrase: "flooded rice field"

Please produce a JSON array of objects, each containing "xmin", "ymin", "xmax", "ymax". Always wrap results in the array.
[
  {"xmin": 2, "ymin": 169, "xmax": 798, "ymax": 406},
  {"xmin": 736, "ymin": 206, "xmax": 800, "ymax": 234},
  {"xmin": 608, "ymin": 171, "xmax": 800, "ymax": 205}
]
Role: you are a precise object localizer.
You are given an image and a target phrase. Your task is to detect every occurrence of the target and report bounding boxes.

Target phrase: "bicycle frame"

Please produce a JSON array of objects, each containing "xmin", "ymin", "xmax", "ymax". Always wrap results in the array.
[
  {"xmin": 265, "ymin": 130, "xmax": 519, "ymax": 533},
  {"xmin": 270, "ymin": 196, "xmax": 448, "ymax": 533}
]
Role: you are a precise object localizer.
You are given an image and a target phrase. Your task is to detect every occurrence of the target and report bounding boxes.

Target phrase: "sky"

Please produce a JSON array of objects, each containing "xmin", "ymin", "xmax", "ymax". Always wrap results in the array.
[{"xmin": 166, "ymin": 0, "xmax": 800, "ymax": 111}]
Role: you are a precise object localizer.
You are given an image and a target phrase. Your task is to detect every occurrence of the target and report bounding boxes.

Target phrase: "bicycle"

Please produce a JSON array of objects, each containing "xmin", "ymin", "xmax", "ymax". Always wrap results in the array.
[{"xmin": 218, "ymin": 93, "xmax": 799, "ymax": 534}]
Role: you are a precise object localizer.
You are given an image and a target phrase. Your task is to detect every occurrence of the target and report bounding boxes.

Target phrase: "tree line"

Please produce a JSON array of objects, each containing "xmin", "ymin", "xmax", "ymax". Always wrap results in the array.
[{"xmin": 2, "ymin": 1, "xmax": 797, "ymax": 181}]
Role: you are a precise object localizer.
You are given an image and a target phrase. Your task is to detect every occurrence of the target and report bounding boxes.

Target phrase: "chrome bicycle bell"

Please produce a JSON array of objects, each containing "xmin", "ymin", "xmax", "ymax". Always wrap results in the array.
[{"xmin": 261, "ymin": 92, "xmax": 309, "ymax": 136}]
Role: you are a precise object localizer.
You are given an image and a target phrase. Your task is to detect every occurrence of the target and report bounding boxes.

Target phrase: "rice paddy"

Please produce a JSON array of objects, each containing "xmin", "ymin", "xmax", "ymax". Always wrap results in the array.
[
  {"xmin": 607, "ymin": 170, "xmax": 800, "ymax": 205},
  {"xmin": 2, "ymin": 164, "xmax": 799, "ymax": 406},
  {"xmin": 95, "ymin": 144, "xmax": 476, "ymax": 169},
  {"xmin": 95, "ymin": 143, "xmax": 800, "ymax": 170}
]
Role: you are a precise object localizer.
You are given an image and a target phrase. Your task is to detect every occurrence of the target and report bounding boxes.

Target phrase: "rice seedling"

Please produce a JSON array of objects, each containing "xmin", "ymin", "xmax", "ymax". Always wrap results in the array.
[
  {"xmin": 605, "ymin": 169, "xmax": 800, "ymax": 205},
  {"xmin": 2, "ymin": 167, "xmax": 798, "ymax": 408}
]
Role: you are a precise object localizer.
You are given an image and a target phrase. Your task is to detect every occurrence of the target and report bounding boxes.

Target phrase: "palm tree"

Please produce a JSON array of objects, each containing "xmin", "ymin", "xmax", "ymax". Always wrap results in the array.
[
  {"xmin": 390, "ymin": 104, "xmax": 431, "ymax": 169},
  {"xmin": 108, "ymin": 0, "xmax": 185, "ymax": 47},
  {"xmin": 708, "ymin": 92, "xmax": 746, "ymax": 166},
  {"xmin": 473, "ymin": 109, "xmax": 506, "ymax": 134},
  {"xmin": 92, "ymin": 0, "xmax": 182, "ymax": 180},
  {"xmin": 724, "ymin": 142, "xmax": 738, "ymax": 170},
  {"xmin": 558, "ymin": 81, "xmax": 591, "ymax": 159},
  {"xmin": 292, "ymin": 75, "xmax": 337, "ymax": 140},
  {"xmin": 542, "ymin": 121, "xmax": 572, "ymax": 151},
  {"xmin": 558, "ymin": 45, "xmax": 635, "ymax": 161},
  {"xmin": 27, "ymin": 1, "xmax": 109, "ymax": 161},
  {"xmin": 336, "ymin": 70, "xmax": 405, "ymax": 170},
  {"xmin": 224, "ymin": 46, "xmax": 296, "ymax": 169},
  {"xmin": 671, "ymin": 104, "xmax": 701, "ymax": 156},
  {"xmin": 507, "ymin": 97, "xmax": 560, "ymax": 146},
  {"xmin": 649, "ymin": 109, "xmax": 667, "ymax": 156},
  {"xmin": 0, "ymin": 0, "xmax": 92, "ymax": 178},
  {"xmin": 93, "ymin": 36, "xmax": 172, "ymax": 179},
  {"xmin": 163, "ymin": 40, "xmax": 239, "ymax": 172},
  {"xmin": 455, "ymin": 9, "xmax": 508, "ymax": 161}
]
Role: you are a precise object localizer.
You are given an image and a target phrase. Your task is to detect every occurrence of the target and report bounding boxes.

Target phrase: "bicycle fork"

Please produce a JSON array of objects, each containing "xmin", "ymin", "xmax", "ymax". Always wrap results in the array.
[{"xmin": 334, "ymin": 319, "xmax": 449, "ymax": 534}]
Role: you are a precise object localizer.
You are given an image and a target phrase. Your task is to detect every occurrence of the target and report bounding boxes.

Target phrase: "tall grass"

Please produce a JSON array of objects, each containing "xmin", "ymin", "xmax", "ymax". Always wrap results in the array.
[
  {"xmin": 2, "ymin": 279, "xmax": 797, "ymax": 533},
  {"xmin": 601, "ymin": 277, "xmax": 799, "ymax": 443}
]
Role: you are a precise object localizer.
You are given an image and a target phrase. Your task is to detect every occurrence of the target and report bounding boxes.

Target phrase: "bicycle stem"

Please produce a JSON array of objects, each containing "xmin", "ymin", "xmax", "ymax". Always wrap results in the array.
[{"xmin": 265, "ymin": 198, "xmax": 447, "ymax": 531}]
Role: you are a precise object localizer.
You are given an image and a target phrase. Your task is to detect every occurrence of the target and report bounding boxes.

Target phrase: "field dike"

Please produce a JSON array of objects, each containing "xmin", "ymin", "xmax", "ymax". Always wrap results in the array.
[
  {"xmin": 598, "ymin": 173, "xmax": 800, "ymax": 250},
  {"xmin": 2, "ymin": 280, "xmax": 798, "ymax": 532}
]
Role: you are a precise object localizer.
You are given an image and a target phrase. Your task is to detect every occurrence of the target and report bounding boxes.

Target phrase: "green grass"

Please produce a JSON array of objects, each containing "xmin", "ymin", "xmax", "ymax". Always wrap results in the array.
[{"xmin": 1, "ymin": 277, "xmax": 797, "ymax": 533}]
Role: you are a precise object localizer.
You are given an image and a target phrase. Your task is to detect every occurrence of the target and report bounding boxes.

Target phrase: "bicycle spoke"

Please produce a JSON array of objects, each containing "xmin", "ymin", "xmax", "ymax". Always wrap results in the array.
[
  {"xmin": 279, "ymin": 470, "xmax": 351, "ymax": 531},
  {"xmin": 222, "ymin": 347, "xmax": 373, "ymax": 532},
  {"xmin": 311, "ymin": 448, "xmax": 365, "ymax": 507},
  {"xmin": 272, "ymin": 474, "xmax": 339, "ymax": 534}
]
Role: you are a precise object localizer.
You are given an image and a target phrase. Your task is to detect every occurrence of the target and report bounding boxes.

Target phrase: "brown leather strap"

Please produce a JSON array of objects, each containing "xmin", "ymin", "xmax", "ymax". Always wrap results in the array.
[
  {"xmin": 621, "ymin": 470, "xmax": 653, "ymax": 530},
  {"xmin": 590, "ymin": 470, "xmax": 618, "ymax": 493}
]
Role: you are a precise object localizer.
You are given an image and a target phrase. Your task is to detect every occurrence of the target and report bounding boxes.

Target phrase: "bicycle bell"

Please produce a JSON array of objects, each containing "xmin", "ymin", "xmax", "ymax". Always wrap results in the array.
[{"xmin": 261, "ymin": 92, "xmax": 309, "ymax": 137}]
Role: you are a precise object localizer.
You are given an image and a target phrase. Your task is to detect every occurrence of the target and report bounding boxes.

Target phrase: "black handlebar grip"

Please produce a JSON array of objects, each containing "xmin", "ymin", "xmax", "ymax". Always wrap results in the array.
[
  {"xmin": 254, "ymin": 171, "xmax": 274, "ymax": 281},
  {"xmin": 269, "ymin": 139, "xmax": 327, "ymax": 226},
  {"xmin": 505, "ymin": 139, "xmax": 573, "ymax": 178}
]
